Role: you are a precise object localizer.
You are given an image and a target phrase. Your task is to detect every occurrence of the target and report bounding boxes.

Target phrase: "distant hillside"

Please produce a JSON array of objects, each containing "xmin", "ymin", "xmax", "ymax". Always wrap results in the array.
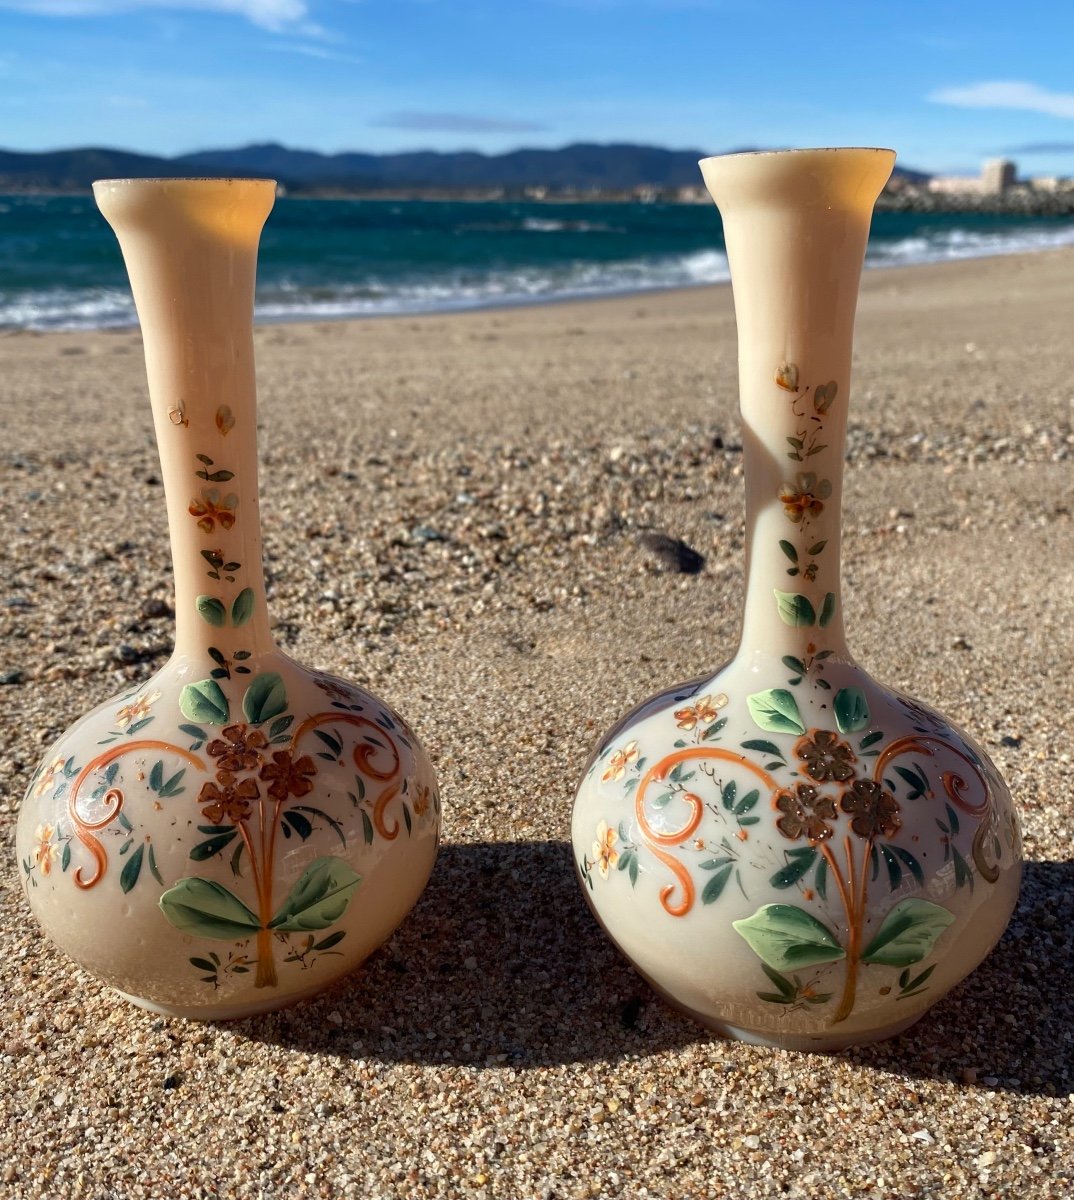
[{"xmin": 0, "ymin": 141, "xmax": 932, "ymax": 194}]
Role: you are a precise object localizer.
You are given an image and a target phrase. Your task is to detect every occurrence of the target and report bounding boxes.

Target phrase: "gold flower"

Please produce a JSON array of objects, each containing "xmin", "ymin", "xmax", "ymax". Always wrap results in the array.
[
  {"xmin": 591, "ymin": 820, "xmax": 619, "ymax": 879},
  {"xmin": 33, "ymin": 755, "xmax": 67, "ymax": 798},
  {"xmin": 602, "ymin": 740, "xmax": 639, "ymax": 783},
  {"xmin": 33, "ymin": 824, "xmax": 61, "ymax": 876},
  {"xmin": 189, "ymin": 488, "xmax": 238, "ymax": 534},
  {"xmin": 115, "ymin": 689, "xmax": 161, "ymax": 729},
  {"xmin": 779, "ymin": 473, "xmax": 832, "ymax": 523},
  {"xmin": 674, "ymin": 694, "xmax": 728, "ymax": 731}
]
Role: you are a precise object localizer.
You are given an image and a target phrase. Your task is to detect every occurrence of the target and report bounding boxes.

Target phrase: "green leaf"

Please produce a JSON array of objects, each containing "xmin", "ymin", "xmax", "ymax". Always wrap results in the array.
[
  {"xmin": 880, "ymin": 844, "xmax": 902, "ymax": 891},
  {"xmin": 778, "ymin": 540, "xmax": 798, "ymax": 563},
  {"xmin": 814, "ymin": 854, "xmax": 828, "ymax": 900},
  {"xmin": 314, "ymin": 931, "xmax": 346, "ymax": 952},
  {"xmin": 189, "ymin": 957, "xmax": 217, "ymax": 974},
  {"xmin": 149, "ymin": 761, "xmax": 163, "ymax": 792},
  {"xmin": 818, "ymin": 592, "xmax": 837, "ymax": 628},
  {"xmin": 807, "ymin": 540, "xmax": 828, "ymax": 556},
  {"xmin": 761, "ymin": 962, "xmax": 796, "ymax": 998},
  {"xmin": 159, "ymin": 877, "xmax": 261, "ymax": 940},
  {"xmin": 735, "ymin": 789, "xmax": 760, "ymax": 816},
  {"xmin": 721, "ymin": 779, "xmax": 737, "ymax": 810},
  {"xmin": 196, "ymin": 595, "xmax": 227, "ymax": 627},
  {"xmin": 770, "ymin": 847, "xmax": 817, "ymax": 889},
  {"xmin": 861, "ymin": 898, "xmax": 956, "ymax": 967},
  {"xmin": 242, "ymin": 672, "xmax": 288, "ymax": 724},
  {"xmin": 148, "ymin": 844, "xmax": 165, "ymax": 886},
  {"xmin": 741, "ymin": 738, "xmax": 784, "ymax": 757},
  {"xmin": 774, "ymin": 590, "xmax": 816, "ymax": 627},
  {"xmin": 231, "ymin": 587, "xmax": 256, "ymax": 627},
  {"xmin": 269, "ymin": 714, "xmax": 294, "ymax": 739},
  {"xmin": 120, "ymin": 844, "xmax": 144, "ymax": 894},
  {"xmin": 859, "ymin": 731, "xmax": 884, "ymax": 749},
  {"xmin": 747, "ymin": 688, "xmax": 805, "ymax": 736},
  {"xmin": 890, "ymin": 845, "xmax": 924, "ymax": 886},
  {"xmin": 701, "ymin": 863, "xmax": 734, "ymax": 905},
  {"xmin": 834, "ymin": 687, "xmax": 870, "ymax": 733},
  {"xmin": 190, "ymin": 830, "xmax": 239, "ymax": 861},
  {"xmin": 781, "ymin": 656, "xmax": 806, "ymax": 674},
  {"xmin": 732, "ymin": 904, "xmax": 846, "ymax": 972},
  {"xmin": 269, "ymin": 857, "xmax": 362, "ymax": 932},
  {"xmin": 314, "ymin": 729, "xmax": 343, "ymax": 758},
  {"xmin": 179, "ymin": 679, "xmax": 230, "ymax": 726},
  {"xmin": 361, "ymin": 810, "xmax": 374, "ymax": 845},
  {"xmin": 283, "ymin": 810, "xmax": 313, "ymax": 840}
]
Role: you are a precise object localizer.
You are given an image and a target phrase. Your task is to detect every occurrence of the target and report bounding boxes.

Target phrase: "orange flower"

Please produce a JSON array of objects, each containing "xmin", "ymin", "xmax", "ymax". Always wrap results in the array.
[
  {"xmin": 591, "ymin": 820, "xmax": 619, "ymax": 879},
  {"xmin": 259, "ymin": 751, "xmax": 317, "ymax": 802},
  {"xmin": 189, "ymin": 488, "xmax": 238, "ymax": 534},
  {"xmin": 674, "ymin": 693, "xmax": 728, "ymax": 731},
  {"xmin": 602, "ymin": 739, "xmax": 639, "ymax": 783},
  {"xmin": 778, "ymin": 473, "xmax": 831, "ymax": 523},
  {"xmin": 198, "ymin": 775, "xmax": 259, "ymax": 825},
  {"xmin": 207, "ymin": 724, "xmax": 267, "ymax": 773},
  {"xmin": 33, "ymin": 824, "xmax": 61, "ymax": 875}
]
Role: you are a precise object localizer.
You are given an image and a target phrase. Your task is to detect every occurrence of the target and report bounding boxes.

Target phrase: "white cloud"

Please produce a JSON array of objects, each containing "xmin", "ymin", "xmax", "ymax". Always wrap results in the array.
[
  {"xmin": 929, "ymin": 81, "xmax": 1074, "ymax": 121},
  {"xmin": 0, "ymin": 0, "xmax": 314, "ymax": 33}
]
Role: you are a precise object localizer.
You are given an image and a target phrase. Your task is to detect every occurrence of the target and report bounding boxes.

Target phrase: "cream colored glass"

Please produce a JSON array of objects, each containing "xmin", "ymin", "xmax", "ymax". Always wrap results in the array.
[
  {"xmin": 16, "ymin": 179, "xmax": 440, "ymax": 1018},
  {"xmin": 571, "ymin": 149, "xmax": 1021, "ymax": 1051}
]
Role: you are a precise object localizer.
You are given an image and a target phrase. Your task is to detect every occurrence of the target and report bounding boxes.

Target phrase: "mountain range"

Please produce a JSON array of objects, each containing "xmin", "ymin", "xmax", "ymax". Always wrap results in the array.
[{"xmin": 0, "ymin": 142, "xmax": 931, "ymax": 194}]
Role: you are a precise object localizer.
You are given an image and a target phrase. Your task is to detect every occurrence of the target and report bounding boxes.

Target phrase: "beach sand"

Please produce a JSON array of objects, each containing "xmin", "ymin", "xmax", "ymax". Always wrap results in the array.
[{"xmin": 1, "ymin": 248, "xmax": 1073, "ymax": 1197}]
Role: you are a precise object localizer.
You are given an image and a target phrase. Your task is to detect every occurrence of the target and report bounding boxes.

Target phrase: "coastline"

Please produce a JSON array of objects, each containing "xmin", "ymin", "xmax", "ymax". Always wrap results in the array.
[{"xmin": 2, "ymin": 246, "xmax": 1073, "ymax": 1197}]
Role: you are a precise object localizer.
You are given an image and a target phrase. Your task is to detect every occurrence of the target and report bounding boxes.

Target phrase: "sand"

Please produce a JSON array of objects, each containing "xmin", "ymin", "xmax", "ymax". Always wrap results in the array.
[{"xmin": 1, "ymin": 248, "xmax": 1073, "ymax": 1198}]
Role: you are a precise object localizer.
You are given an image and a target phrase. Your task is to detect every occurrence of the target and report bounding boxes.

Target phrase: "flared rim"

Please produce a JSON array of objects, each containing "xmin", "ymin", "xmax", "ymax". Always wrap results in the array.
[
  {"xmin": 92, "ymin": 176, "xmax": 278, "ymax": 187},
  {"xmin": 699, "ymin": 147, "xmax": 895, "ymax": 167}
]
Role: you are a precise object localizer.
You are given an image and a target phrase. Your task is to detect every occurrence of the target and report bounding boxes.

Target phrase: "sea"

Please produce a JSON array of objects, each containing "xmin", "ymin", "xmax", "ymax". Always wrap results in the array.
[{"xmin": 3, "ymin": 193, "xmax": 1074, "ymax": 331}]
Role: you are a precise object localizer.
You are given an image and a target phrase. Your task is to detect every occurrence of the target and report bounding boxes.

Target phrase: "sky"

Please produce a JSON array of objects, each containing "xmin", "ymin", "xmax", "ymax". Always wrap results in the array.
[{"xmin": 1, "ymin": 0, "xmax": 1073, "ymax": 175}]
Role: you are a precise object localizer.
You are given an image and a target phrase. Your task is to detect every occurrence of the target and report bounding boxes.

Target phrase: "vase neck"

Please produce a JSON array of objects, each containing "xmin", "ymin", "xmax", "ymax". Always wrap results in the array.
[
  {"xmin": 700, "ymin": 149, "xmax": 894, "ymax": 662},
  {"xmin": 94, "ymin": 179, "xmax": 277, "ymax": 658}
]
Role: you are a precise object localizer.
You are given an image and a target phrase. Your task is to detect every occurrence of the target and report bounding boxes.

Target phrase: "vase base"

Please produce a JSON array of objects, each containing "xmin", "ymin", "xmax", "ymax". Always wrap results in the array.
[
  {"xmin": 663, "ymin": 989, "xmax": 926, "ymax": 1053},
  {"xmin": 114, "ymin": 973, "xmax": 354, "ymax": 1021}
]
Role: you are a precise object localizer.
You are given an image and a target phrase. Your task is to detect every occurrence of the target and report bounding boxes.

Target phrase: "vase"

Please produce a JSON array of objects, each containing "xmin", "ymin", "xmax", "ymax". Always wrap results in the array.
[
  {"xmin": 15, "ymin": 179, "xmax": 440, "ymax": 1019},
  {"xmin": 570, "ymin": 149, "xmax": 1022, "ymax": 1051}
]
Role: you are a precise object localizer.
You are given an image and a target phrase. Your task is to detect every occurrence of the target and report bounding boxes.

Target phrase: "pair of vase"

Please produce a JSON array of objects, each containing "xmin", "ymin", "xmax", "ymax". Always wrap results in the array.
[{"xmin": 16, "ymin": 148, "xmax": 1021, "ymax": 1052}]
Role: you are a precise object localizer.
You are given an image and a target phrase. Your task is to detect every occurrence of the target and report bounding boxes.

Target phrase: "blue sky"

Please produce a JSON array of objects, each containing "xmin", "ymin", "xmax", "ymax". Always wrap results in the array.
[{"xmin": 1, "ymin": 0, "xmax": 1073, "ymax": 175}]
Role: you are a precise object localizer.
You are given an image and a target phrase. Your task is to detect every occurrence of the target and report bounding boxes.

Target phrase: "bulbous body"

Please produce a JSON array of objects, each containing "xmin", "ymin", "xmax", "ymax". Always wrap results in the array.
[
  {"xmin": 572, "ymin": 660, "xmax": 1020, "ymax": 1051},
  {"xmin": 16, "ymin": 178, "xmax": 439, "ymax": 1018},
  {"xmin": 571, "ymin": 149, "xmax": 1021, "ymax": 1050},
  {"xmin": 18, "ymin": 656, "xmax": 439, "ymax": 1018}
]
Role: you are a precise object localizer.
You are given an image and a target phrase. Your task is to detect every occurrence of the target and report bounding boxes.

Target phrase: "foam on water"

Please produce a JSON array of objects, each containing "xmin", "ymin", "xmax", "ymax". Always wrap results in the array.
[{"xmin": 2, "ymin": 196, "xmax": 1072, "ymax": 331}]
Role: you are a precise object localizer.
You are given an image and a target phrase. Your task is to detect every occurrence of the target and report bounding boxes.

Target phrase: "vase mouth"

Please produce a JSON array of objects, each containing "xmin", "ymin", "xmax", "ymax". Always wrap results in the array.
[
  {"xmin": 92, "ymin": 176, "xmax": 278, "ymax": 187},
  {"xmin": 699, "ymin": 147, "xmax": 895, "ymax": 167}
]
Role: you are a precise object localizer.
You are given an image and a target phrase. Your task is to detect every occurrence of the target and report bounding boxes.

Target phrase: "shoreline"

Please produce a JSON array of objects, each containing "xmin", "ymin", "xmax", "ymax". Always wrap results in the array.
[{"xmin": 5, "ymin": 234, "xmax": 1074, "ymax": 336}]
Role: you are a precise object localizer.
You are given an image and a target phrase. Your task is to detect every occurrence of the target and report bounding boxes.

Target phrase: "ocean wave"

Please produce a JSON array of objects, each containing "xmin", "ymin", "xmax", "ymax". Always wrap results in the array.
[
  {"xmin": 0, "ymin": 250, "xmax": 732, "ymax": 330},
  {"xmin": 3, "ymin": 220, "xmax": 1073, "ymax": 331},
  {"xmin": 867, "ymin": 222, "xmax": 1074, "ymax": 266}
]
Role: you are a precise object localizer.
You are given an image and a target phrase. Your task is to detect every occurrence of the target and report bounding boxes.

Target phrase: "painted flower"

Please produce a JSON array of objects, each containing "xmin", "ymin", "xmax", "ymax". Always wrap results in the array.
[
  {"xmin": 840, "ymin": 779, "xmax": 902, "ymax": 839},
  {"xmin": 796, "ymin": 730, "xmax": 856, "ymax": 784},
  {"xmin": 674, "ymin": 694, "xmax": 728, "ymax": 731},
  {"xmin": 413, "ymin": 785, "xmax": 431, "ymax": 818},
  {"xmin": 602, "ymin": 740, "xmax": 639, "ymax": 783},
  {"xmin": 591, "ymin": 820, "xmax": 619, "ymax": 879},
  {"xmin": 207, "ymin": 724, "xmax": 267, "ymax": 773},
  {"xmin": 260, "ymin": 751, "xmax": 317, "ymax": 801},
  {"xmin": 115, "ymin": 689, "xmax": 162, "ymax": 730},
  {"xmin": 314, "ymin": 675, "xmax": 356, "ymax": 703},
  {"xmin": 189, "ymin": 488, "xmax": 238, "ymax": 534},
  {"xmin": 775, "ymin": 782, "xmax": 838, "ymax": 843},
  {"xmin": 33, "ymin": 755, "xmax": 67, "ymax": 798},
  {"xmin": 198, "ymin": 774, "xmax": 259, "ymax": 825},
  {"xmin": 33, "ymin": 824, "xmax": 61, "ymax": 875},
  {"xmin": 779, "ymin": 473, "xmax": 832, "ymax": 523}
]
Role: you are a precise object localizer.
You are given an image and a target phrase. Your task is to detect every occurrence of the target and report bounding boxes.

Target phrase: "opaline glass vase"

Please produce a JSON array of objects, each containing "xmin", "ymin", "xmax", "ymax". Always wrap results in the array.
[
  {"xmin": 571, "ymin": 149, "xmax": 1022, "ymax": 1051},
  {"xmin": 16, "ymin": 179, "xmax": 440, "ymax": 1018}
]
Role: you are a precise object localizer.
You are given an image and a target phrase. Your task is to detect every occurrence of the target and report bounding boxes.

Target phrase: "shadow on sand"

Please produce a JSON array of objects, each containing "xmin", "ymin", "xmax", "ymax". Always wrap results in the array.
[{"xmin": 240, "ymin": 841, "xmax": 1074, "ymax": 1096}]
